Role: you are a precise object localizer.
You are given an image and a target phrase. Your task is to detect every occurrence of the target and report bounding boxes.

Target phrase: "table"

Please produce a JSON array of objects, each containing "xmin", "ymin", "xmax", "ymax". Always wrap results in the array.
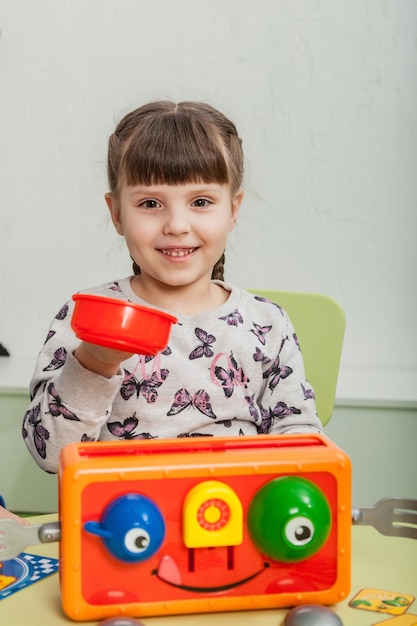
[{"xmin": 1, "ymin": 514, "xmax": 417, "ymax": 626}]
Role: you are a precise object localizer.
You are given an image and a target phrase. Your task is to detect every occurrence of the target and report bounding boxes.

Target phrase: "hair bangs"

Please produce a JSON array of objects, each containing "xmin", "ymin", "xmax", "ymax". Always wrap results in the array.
[{"xmin": 121, "ymin": 112, "xmax": 231, "ymax": 188}]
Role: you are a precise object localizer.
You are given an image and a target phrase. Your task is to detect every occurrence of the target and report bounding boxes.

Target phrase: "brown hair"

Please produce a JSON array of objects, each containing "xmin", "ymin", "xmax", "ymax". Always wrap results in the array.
[{"xmin": 107, "ymin": 101, "xmax": 244, "ymax": 280}]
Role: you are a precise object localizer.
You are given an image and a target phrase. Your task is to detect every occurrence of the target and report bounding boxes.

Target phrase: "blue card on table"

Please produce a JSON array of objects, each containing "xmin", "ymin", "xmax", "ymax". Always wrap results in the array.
[{"xmin": 0, "ymin": 552, "xmax": 59, "ymax": 599}]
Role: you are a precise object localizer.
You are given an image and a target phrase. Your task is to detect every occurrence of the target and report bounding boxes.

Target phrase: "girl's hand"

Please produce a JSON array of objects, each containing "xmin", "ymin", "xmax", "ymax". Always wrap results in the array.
[
  {"xmin": 0, "ymin": 505, "xmax": 30, "ymax": 526},
  {"xmin": 74, "ymin": 341, "xmax": 135, "ymax": 377}
]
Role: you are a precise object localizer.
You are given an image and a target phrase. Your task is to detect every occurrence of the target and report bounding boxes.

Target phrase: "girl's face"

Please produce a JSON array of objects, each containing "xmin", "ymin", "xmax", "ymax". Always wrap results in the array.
[{"xmin": 106, "ymin": 181, "xmax": 243, "ymax": 299}]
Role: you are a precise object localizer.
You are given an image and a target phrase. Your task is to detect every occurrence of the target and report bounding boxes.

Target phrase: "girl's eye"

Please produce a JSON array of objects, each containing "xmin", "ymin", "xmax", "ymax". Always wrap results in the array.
[
  {"xmin": 192, "ymin": 198, "xmax": 211, "ymax": 208},
  {"xmin": 139, "ymin": 199, "xmax": 160, "ymax": 209}
]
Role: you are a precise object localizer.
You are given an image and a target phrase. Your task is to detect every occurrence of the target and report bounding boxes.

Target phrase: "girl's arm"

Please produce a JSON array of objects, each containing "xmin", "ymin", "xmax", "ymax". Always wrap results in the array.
[
  {"xmin": 22, "ymin": 301, "xmax": 128, "ymax": 474},
  {"xmin": 0, "ymin": 498, "xmax": 29, "ymax": 525}
]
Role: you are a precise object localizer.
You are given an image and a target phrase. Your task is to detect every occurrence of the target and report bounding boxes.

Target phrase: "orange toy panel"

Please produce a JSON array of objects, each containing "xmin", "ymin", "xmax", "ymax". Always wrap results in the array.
[{"xmin": 58, "ymin": 434, "xmax": 352, "ymax": 621}]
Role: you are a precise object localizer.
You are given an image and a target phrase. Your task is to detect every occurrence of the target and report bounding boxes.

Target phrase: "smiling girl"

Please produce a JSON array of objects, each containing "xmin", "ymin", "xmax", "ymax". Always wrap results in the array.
[{"xmin": 23, "ymin": 101, "xmax": 322, "ymax": 474}]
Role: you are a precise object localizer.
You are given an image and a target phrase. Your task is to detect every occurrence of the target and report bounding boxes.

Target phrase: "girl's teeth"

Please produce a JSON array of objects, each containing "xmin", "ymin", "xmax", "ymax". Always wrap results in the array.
[{"xmin": 163, "ymin": 249, "xmax": 194, "ymax": 257}]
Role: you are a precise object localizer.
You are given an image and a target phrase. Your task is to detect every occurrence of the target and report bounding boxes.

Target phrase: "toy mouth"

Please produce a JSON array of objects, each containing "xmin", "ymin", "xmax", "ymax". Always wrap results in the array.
[{"xmin": 153, "ymin": 555, "xmax": 269, "ymax": 593}]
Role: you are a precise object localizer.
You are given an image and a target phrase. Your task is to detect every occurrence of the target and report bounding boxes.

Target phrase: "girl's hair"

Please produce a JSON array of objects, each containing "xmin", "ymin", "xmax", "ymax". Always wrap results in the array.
[{"xmin": 107, "ymin": 101, "xmax": 244, "ymax": 280}]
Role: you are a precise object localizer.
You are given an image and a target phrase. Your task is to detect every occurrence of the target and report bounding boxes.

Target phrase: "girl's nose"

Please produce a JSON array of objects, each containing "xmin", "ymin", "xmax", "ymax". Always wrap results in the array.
[{"xmin": 162, "ymin": 207, "xmax": 191, "ymax": 235}]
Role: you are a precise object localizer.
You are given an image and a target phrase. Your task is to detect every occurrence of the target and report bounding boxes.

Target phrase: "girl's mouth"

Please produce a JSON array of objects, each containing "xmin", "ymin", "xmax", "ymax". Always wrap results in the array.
[{"xmin": 160, "ymin": 248, "xmax": 196, "ymax": 257}]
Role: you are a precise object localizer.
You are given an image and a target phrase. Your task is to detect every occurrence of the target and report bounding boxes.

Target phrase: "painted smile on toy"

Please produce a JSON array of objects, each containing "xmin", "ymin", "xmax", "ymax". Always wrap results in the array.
[{"xmin": 153, "ymin": 556, "xmax": 269, "ymax": 593}]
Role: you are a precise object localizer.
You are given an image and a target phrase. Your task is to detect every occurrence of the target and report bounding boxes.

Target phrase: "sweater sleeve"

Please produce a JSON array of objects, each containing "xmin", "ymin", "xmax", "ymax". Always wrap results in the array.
[
  {"xmin": 259, "ymin": 310, "xmax": 323, "ymax": 435},
  {"xmin": 22, "ymin": 301, "xmax": 124, "ymax": 473}
]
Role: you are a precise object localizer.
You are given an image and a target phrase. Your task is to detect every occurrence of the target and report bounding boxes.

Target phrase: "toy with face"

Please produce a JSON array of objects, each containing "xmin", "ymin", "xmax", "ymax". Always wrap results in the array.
[{"xmin": 59, "ymin": 434, "xmax": 351, "ymax": 620}]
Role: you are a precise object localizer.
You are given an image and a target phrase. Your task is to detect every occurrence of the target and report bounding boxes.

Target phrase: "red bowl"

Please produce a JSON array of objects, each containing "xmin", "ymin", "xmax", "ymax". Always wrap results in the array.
[{"xmin": 71, "ymin": 294, "xmax": 177, "ymax": 356}]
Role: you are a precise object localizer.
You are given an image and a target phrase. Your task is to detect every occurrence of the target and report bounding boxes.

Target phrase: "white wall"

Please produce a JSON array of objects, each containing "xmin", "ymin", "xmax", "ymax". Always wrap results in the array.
[{"xmin": 1, "ymin": 0, "xmax": 416, "ymax": 404}]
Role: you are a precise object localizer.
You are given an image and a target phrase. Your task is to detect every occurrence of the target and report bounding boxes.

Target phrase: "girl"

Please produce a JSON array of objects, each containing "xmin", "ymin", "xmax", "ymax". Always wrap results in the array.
[{"xmin": 23, "ymin": 101, "xmax": 322, "ymax": 474}]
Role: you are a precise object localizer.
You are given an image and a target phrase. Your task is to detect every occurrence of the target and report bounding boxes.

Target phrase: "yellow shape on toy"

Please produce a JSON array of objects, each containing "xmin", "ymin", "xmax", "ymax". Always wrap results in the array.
[{"xmin": 183, "ymin": 480, "xmax": 243, "ymax": 548}]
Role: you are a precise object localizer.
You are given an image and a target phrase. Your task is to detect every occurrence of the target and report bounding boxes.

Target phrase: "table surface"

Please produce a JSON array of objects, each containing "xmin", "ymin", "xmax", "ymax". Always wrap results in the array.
[{"xmin": 1, "ymin": 514, "xmax": 417, "ymax": 626}]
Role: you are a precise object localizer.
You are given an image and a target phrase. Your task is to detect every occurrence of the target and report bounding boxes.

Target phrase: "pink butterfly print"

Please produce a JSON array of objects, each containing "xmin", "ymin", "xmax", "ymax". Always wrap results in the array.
[
  {"xmin": 107, "ymin": 414, "xmax": 155, "ymax": 440},
  {"xmin": 219, "ymin": 309, "xmax": 244, "ymax": 327},
  {"xmin": 177, "ymin": 432, "xmax": 213, "ymax": 438},
  {"xmin": 22, "ymin": 404, "xmax": 49, "ymax": 459},
  {"xmin": 55, "ymin": 303, "xmax": 69, "ymax": 320},
  {"xmin": 47, "ymin": 382, "xmax": 80, "ymax": 421},
  {"xmin": 81, "ymin": 433, "xmax": 96, "ymax": 443},
  {"xmin": 43, "ymin": 347, "xmax": 68, "ymax": 371},
  {"xmin": 214, "ymin": 418, "xmax": 238, "ymax": 428},
  {"xmin": 213, "ymin": 353, "xmax": 249, "ymax": 398},
  {"xmin": 263, "ymin": 355, "xmax": 293, "ymax": 392},
  {"xmin": 250, "ymin": 322, "xmax": 272, "ymax": 345},
  {"xmin": 254, "ymin": 296, "xmax": 284, "ymax": 315},
  {"xmin": 244, "ymin": 394, "xmax": 260, "ymax": 421},
  {"xmin": 293, "ymin": 332, "xmax": 301, "ymax": 350},
  {"xmin": 258, "ymin": 402, "xmax": 301, "ymax": 433},
  {"xmin": 167, "ymin": 388, "xmax": 217, "ymax": 419},
  {"xmin": 253, "ymin": 347, "xmax": 271, "ymax": 365},
  {"xmin": 301, "ymin": 383, "xmax": 315, "ymax": 400},
  {"xmin": 189, "ymin": 328, "xmax": 216, "ymax": 360},
  {"xmin": 121, "ymin": 368, "xmax": 168, "ymax": 402},
  {"xmin": 44, "ymin": 330, "xmax": 56, "ymax": 344},
  {"xmin": 108, "ymin": 282, "xmax": 123, "ymax": 292},
  {"xmin": 31, "ymin": 379, "xmax": 47, "ymax": 401}
]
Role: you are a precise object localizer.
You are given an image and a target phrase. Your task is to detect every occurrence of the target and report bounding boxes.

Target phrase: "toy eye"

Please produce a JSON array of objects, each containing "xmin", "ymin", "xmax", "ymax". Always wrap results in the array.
[
  {"xmin": 284, "ymin": 516, "xmax": 314, "ymax": 546},
  {"xmin": 248, "ymin": 476, "xmax": 331, "ymax": 563},
  {"xmin": 124, "ymin": 528, "xmax": 151, "ymax": 554},
  {"xmin": 84, "ymin": 493, "xmax": 165, "ymax": 563}
]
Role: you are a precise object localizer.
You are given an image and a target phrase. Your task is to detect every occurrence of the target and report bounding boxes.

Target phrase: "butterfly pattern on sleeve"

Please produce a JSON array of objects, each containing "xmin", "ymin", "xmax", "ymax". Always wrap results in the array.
[
  {"xmin": 120, "ymin": 367, "xmax": 169, "ymax": 402},
  {"xmin": 189, "ymin": 328, "xmax": 216, "ymax": 359},
  {"xmin": 22, "ymin": 404, "xmax": 49, "ymax": 459},
  {"xmin": 301, "ymin": 382, "xmax": 315, "ymax": 400},
  {"xmin": 31, "ymin": 379, "xmax": 48, "ymax": 401},
  {"xmin": 107, "ymin": 413, "xmax": 155, "ymax": 440},
  {"xmin": 55, "ymin": 303, "xmax": 69, "ymax": 321},
  {"xmin": 257, "ymin": 401, "xmax": 302, "ymax": 434},
  {"xmin": 167, "ymin": 388, "xmax": 217, "ymax": 419},
  {"xmin": 46, "ymin": 382, "xmax": 80, "ymax": 421},
  {"xmin": 44, "ymin": 330, "xmax": 56, "ymax": 344},
  {"xmin": 43, "ymin": 347, "xmax": 68, "ymax": 372},
  {"xmin": 254, "ymin": 295, "xmax": 284, "ymax": 315}
]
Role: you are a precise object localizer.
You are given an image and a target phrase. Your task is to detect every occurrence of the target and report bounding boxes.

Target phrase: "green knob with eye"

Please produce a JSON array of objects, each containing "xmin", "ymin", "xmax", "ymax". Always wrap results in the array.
[{"xmin": 247, "ymin": 476, "xmax": 331, "ymax": 562}]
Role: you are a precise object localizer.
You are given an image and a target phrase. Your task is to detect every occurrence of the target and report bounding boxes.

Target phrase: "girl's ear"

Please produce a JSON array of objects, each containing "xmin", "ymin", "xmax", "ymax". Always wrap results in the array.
[
  {"xmin": 229, "ymin": 188, "xmax": 244, "ymax": 230},
  {"xmin": 105, "ymin": 193, "xmax": 124, "ymax": 235}
]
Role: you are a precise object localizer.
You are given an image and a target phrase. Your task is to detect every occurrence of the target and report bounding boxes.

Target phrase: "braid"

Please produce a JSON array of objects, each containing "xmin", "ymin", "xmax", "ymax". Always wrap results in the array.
[
  {"xmin": 132, "ymin": 259, "xmax": 141, "ymax": 275},
  {"xmin": 211, "ymin": 252, "xmax": 225, "ymax": 281}
]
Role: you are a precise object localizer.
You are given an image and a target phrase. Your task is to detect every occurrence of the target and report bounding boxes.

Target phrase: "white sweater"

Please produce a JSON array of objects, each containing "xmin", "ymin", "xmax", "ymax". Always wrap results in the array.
[{"xmin": 23, "ymin": 278, "xmax": 323, "ymax": 473}]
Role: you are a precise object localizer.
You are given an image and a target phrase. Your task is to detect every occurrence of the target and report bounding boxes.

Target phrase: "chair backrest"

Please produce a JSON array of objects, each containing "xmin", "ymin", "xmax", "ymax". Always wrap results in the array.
[{"xmin": 247, "ymin": 290, "xmax": 345, "ymax": 426}]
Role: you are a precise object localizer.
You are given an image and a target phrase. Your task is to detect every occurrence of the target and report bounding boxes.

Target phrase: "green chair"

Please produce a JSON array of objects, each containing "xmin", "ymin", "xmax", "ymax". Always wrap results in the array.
[{"xmin": 247, "ymin": 290, "xmax": 345, "ymax": 426}]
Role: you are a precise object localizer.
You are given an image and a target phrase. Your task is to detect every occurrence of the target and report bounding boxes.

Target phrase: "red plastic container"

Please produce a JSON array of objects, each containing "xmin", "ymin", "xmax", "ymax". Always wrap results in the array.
[{"xmin": 71, "ymin": 294, "xmax": 177, "ymax": 355}]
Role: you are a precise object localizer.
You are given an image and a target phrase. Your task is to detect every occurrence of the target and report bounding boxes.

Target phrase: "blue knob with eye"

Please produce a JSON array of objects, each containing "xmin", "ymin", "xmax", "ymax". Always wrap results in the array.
[
  {"xmin": 84, "ymin": 493, "xmax": 165, "ymax": 563},
  {"xmin": 247, "ymin": 476, "xmax": 331, "ymax": 563}
]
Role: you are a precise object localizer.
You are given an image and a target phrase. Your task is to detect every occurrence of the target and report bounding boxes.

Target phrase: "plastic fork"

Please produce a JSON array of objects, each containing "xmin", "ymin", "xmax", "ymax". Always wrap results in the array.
[
  {"xmin": 0, "ymin": 518, "xmax": 60, "ymax": 561},
  {"xmin": 352, "ymin": 497, "xmax": 417, "ymax": 539}
]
